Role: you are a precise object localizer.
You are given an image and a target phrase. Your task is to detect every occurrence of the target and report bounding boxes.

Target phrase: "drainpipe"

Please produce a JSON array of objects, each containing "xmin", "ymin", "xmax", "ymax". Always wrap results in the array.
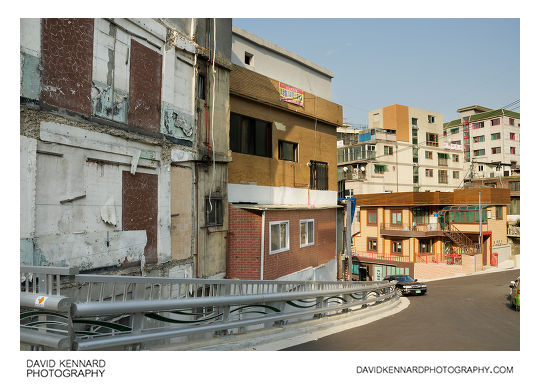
[{"xmin": 260, "ymin": 211, "xmax": 266, "ymax": 280}]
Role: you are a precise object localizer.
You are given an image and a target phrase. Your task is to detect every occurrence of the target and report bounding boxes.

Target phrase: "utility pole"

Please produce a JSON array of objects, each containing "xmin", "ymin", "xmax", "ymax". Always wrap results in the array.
[
  {"xmin": 346, "ymin": 199, "xmax": 352, "ymax": 280},
  {"xmin": 477, "ymin": 191, "xmax": 482, "ymax": 272}
]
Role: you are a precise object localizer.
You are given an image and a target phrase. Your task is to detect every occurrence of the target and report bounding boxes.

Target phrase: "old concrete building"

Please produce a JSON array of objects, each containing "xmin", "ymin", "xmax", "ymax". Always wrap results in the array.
[
  {"xmin": 338, "ymin": 104, "xmax": 465, "ymax": 196},
  {"xmin": 226, "ymin": 27, "xmax": 343, "ymax": 280},
  {"xmin": 20, "ymin": 18, "xmax": 232, "ymax": 278}
]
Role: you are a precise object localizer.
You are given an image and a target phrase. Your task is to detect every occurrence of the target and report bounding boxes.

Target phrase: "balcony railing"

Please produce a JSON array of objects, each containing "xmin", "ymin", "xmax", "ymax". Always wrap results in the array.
[
  {"xmin": 339, "ymin": 150, "xmax": 376, "ymax": 163},
  {"xmin": 438, "ymin": 175, "xmax": 448, "ymax": 184},
  {"xmin": 380, "ymin": 223, "xmax": 442, "ymax": 232},
  {"xmin": 414, "ymin": 253, "xmax": 462, "ymax": 265},
  {"xmin": 438, "ymin": 158, "xmax": 448, "ymax": 166},
  {"xmin": 343, "ymin": 171, "xmax": 367, "ymax": 181},
  {"xmin": 352, "ymin": 249, "xmax": 410, "ymax": 263}
]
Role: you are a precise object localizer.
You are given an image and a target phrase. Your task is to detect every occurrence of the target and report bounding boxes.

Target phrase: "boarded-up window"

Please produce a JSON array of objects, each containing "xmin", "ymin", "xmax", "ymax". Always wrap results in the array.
[
  {"xmin": 128, "ymin": 40, "xmax": 162, "ymax": 133},
  {"xmin": 122, "ymin": 171, "xmax": 158, "ymax": 264},
  {"xmin": 41, "ymin": 18, "xmax": 94, "ymax": 114}
]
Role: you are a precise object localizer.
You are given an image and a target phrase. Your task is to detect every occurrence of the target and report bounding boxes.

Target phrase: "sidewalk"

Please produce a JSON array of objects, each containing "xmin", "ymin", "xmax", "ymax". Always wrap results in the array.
[{"xmin": 422, "ymin": 256, "xmax": 520, "ymax": 282}]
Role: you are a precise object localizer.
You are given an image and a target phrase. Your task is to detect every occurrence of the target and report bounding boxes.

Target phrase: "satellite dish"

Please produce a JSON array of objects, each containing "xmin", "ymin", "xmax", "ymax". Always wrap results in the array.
[
  {"xmin": 360, "ymin": 166, "xmax": 365, "ymax": 172},
  {"xmin": 343, "ymin": 167, "xmax": 349, "ymax": 172}
]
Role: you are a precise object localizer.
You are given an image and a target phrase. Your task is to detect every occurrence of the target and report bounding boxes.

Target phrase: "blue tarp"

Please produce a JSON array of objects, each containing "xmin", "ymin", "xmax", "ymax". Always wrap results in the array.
[
  {"xmin": 338, "ymin": 197, "xmax": 356, "ymax": 224},
  {"xmin": 357, "ymin": 132, "xmax": 372, "ymax": 143}
]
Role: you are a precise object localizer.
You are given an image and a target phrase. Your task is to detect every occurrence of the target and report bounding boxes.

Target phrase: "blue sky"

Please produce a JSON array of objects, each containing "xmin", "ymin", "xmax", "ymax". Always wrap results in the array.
[{"xmin": 232, "ymin": 18, "xmax": 520, "ymax": 126}]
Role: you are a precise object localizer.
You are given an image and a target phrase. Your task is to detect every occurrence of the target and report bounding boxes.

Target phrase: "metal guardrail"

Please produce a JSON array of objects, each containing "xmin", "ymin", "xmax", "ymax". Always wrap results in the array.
[{"xmin": 20, "ymin": 266, "xmax": 398, "ymax": 351}]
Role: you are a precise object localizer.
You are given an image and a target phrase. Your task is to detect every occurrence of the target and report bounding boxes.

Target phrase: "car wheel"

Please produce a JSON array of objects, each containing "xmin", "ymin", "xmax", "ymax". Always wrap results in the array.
[{"xmin": 516, "ymin": 306, "xmax": 520, "ymax": 312}]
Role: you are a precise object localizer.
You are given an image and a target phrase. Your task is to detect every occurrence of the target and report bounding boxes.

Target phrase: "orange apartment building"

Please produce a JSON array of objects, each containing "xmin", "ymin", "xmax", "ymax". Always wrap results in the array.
[
  {"xmin": 226, "ymin": 30, "xmax": 343, "ymax": 280},
  {"xmin": 351, "ymin": 188, "xmax": 510, "ymax": 280}
]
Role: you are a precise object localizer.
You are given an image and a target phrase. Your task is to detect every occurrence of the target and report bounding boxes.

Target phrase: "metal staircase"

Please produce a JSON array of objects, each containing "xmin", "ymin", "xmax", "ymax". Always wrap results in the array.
[{"xmin": 443, "ymin": 224, "xmax": 480, "ymax": 255}]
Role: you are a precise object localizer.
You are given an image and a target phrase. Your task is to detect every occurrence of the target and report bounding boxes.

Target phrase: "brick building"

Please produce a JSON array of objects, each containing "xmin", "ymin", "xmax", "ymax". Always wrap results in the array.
[
  {"xmin": 226, "ymin": 27, "xmax": 343, "ymax": 280},
  {"xmin": 350, "ymin": 188, "xmax": 510, "ymax": 280},
  {"xmin": 20, "ymin": 18, "xmax": 232, "ymax": 278}
]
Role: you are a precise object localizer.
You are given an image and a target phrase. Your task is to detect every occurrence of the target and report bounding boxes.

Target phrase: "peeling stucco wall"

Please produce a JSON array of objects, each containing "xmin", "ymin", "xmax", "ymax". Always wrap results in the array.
[{"xmin": 20, "ymin": 18, "xmax": 232, "ymax": 276}]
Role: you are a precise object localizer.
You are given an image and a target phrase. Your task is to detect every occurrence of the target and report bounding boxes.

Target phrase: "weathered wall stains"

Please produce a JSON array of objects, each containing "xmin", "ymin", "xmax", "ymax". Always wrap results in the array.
[
  {"xmin": 21, "ymin": 53, "xmax": 41, "ymax": 100},
  {"xmin": 161, "ymin": 103, "xmax": 193, "ymax": 140},
  {"xmin": 170, "ymin": 166, "xmax": 193, "ymax": 261},
  {"xmin": 41, "ymin": 18, "xmax": 94, "ymax": 114},
  {"xmin": 128, "ymin": 39, "xmax": 162, "ymax": 132},
  {"xmin": 122, "ymin": 171, "xmax": 158, "ymax": 264},
  {"xmin": 92, "ymin": 82, "xmax": 128, "ymax": 123},
  {"xmin": 21, "ymin": 136, "xmax": 37, "ymax": 238},
  {"xmin": 36, "ymin": 230, "xmax": 146, "ymax": 270}
]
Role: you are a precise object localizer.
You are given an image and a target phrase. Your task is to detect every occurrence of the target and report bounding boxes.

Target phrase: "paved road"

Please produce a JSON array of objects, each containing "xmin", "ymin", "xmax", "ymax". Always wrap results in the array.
[{"xmin": 285, "ymin": 269, "xmax": 520, "ymax": 351}]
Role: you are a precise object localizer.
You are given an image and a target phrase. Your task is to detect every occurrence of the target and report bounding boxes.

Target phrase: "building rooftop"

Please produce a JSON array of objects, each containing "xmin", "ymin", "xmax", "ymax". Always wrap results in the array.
[
  {"xmin": 444, "ymin": 108, "xmax": 520, "ymax": 127},
  {"xmin": 470, "ymin": 108, "xmax": 520, "ymax": 122},
  {"xmin": 456, "ymin": 105, "xmax": 492, "ymax": 113},
  {"xmin": 353, "ymin": 188, "xmax": 510, "ymax": 207},
  {"xmin": 232, "ymin": 26, "xmax": 334, "ymax": 79}
]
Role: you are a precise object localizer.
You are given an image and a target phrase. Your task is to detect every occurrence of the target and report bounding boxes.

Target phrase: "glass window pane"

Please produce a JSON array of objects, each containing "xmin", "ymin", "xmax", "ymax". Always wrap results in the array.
[
  {"xmin": 308, "ymin": 221, "xmax": 314, "ymax": 243},
  {"xmin": 300, "ymin": 222, "xmax": 307, "ymax": 244},
  {"xmin": 280, "ymin": 223, "xmax": 288, "ymax": 249},
  {"xmin": 271, "ymin": 224, "xmax": 280, "ymax": 251}
]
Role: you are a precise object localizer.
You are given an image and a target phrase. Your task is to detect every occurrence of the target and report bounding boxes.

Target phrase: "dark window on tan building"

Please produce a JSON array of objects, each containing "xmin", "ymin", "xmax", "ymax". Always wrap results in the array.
[
  {"xmin": 230, "ymin": 112, "xmax": 272, "ymax": 157},
  {"xmin": 278, "ymin": 140, "xmax": 298, "ymax": 162},
  {"xmin": 426, "ymin": 132, "xmax": 439, "ymax": 147},
  {"xmin": 367, "ymin": 238, "xmax": 377, "ymax": 252},
  {"xmin": 391, "ymin": 240, "xmax": 402, "ymax": 254}
]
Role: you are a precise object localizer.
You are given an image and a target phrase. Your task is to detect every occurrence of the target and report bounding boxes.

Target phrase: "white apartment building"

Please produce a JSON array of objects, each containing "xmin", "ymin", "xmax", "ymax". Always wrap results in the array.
[
  {"xmin": 338, "ymin": 104, "xmax": 465, "ymax": 196},
  {"xmin": 443, "ymin": 106, "xmax": 520, "ymax": 179}
]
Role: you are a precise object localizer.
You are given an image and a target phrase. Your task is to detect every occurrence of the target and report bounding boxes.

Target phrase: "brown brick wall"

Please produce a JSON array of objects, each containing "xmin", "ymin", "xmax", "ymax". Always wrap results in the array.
[
  {"xmin": 41, "ymin": 18, "xmax": 94, "ymax": 114},
  {"xmin": 122, "ymin": 171, "xmax": 158, "ymax": 264},
  {"xmin": 263, "ymin": 208, "xmax": 336, "ymax": 280},
  {"xmin": 227, "ymin": 206, "xmax": 337, "ymax": 280},
  {"xmin": 226, "ymin": 206, "xmax": 262, "ymax": 279},
  {"xmin": 128, "ymin": 39, "xmax": 162, "ymax": 132}
]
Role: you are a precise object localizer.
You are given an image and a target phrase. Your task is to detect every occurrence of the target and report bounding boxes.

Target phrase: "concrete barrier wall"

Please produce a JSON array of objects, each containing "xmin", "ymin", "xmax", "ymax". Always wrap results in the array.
[
  {"xmin": 413, "ymin": 263, "xmax": 462, "ymax": 280},
  {"xmin": 493, "ymin": 244, "xmax": 512, "ymax": 263},
  {"xmin": 413, "ymin": 254, "xmax": 482, "ymax": 280}
]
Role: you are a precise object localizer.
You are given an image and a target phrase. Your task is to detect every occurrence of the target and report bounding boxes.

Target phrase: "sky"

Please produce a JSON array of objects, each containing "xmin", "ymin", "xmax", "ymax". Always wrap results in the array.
[{"xmin": 232, "ymin": 18, "xmax": 520, "ymax": 126}]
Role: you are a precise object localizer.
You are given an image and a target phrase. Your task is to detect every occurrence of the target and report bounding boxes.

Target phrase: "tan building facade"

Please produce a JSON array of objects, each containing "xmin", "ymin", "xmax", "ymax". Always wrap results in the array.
[
  {"xmin": 350, "ymin": 188, "xmax": 510, "ymax": 281},
  {"xmin": 338, "ymin": 104, "xmax": 465, "ymax": 197}
]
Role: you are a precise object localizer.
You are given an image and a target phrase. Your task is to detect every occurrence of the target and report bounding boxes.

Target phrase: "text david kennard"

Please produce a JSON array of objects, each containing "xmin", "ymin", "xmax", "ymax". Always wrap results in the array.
[{"xmin": 27, "ymin": 359, "xmax": 106, "ymax": 378}]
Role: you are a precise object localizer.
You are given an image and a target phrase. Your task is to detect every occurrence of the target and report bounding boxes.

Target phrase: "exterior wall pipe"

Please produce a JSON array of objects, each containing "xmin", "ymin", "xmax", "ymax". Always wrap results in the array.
[{"xmin": 260, "ymin": 210, "xmax": 265, "ymax": 280}]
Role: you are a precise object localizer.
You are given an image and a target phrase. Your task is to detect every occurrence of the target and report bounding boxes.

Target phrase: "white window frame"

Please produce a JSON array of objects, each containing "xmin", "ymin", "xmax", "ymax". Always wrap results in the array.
[
  {"xmin": 269, "ymin": 220, "xmax": 289, "ymax": 254},
  {"xmin": 299, "ymin": 219, "xmax": 315, "ymax": 248}
]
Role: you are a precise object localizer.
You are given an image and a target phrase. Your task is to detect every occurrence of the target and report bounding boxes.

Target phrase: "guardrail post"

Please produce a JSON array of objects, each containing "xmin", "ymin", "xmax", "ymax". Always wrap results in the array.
[
  {"xmin": 130, "ymin": 282, "xmax": 146, "ymax": 350},
  {"xmin": 216, "ymin": 284, "xmax": 232, "ymax": 337},
  {"xmin": 314, "ymin": 296, "xmax": 326, "ymax": 319}
]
